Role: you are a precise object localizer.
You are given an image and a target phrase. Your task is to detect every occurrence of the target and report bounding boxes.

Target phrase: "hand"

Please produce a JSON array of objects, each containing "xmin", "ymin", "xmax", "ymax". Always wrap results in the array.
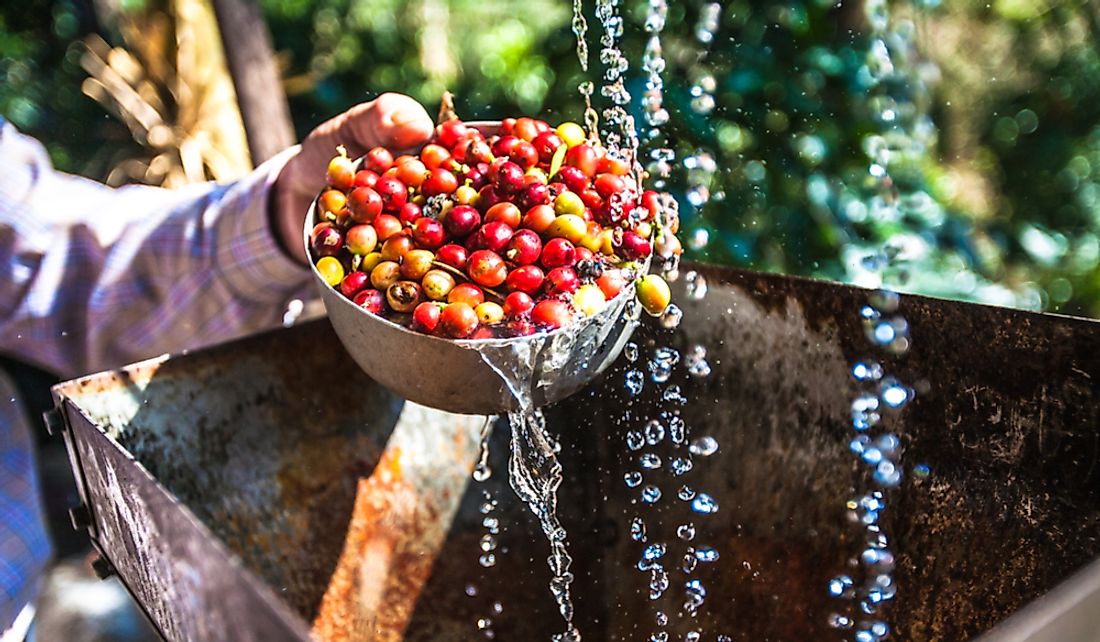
[{"xmin": 272, "ymin": 93, "xmax": 435, "ymax": 264}]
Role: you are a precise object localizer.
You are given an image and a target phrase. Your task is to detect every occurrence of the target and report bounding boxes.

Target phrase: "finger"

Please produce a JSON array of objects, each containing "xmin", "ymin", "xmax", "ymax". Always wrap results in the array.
[{"xmin": 340, "ymin": 93, "xmax": 435, "ymax": 156}]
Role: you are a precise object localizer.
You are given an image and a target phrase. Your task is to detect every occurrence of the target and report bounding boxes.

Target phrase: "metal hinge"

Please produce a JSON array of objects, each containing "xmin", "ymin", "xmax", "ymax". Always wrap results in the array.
[{"xmin": 68, "ymin": 504, "xmax": 92, "ymax": 531}]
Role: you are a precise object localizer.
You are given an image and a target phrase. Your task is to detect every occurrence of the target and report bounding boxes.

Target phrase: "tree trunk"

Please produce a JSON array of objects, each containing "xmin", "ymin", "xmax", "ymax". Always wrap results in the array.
[{"xmin": 210, "ymin": 0, "xmax": 295, "ymax": 165}]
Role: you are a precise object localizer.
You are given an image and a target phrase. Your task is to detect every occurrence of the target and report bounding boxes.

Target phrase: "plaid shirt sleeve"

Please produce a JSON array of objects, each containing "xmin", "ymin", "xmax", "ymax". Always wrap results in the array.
[
  {"xmin": 0, "ymin": 119, "xmax": 313, "ymax": 631},
  {"xmin": 0, "ymin": 119, "xmax": 312, "ymax": 377}
]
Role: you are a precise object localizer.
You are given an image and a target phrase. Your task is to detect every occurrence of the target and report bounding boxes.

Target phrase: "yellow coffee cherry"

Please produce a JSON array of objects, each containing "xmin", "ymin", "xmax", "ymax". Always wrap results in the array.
[
  {"xmin": 636, "ymin": 274, "xmax": 671, "ymax": 316},
  {"xmin": 359, "ymin": 252, "xmax": 384, "ymax": 273},
  {"xmin": 475, "ymin": 301, "xmax": 504, "ymax": 325},
  {"xmin": 573, "ymin": 284, "xmax": 607, "ymax": 317},
  {"xmin": 547, "ymin": 214, "xmax": 588, "ymax": 244},
  {"xmin": 316, "ymin": 256, "xmax": 345, "ymax": 286},
  {"xmin": 455, "ymin": 184, "xmax": 479, "ymax": 205},
  {"xmin": 556, "ymin": 122, "xmax": 587, "ymax": 148},
  {"xmin": 554, "ymin": 191, "xmax": 585, "ymax": 217}
]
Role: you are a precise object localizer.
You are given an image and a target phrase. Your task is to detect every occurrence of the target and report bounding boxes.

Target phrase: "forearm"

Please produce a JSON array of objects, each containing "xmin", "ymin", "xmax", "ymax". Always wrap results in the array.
[{"xmin": 0, "ymin": 124, "xmax": 311, "ymax": 377}]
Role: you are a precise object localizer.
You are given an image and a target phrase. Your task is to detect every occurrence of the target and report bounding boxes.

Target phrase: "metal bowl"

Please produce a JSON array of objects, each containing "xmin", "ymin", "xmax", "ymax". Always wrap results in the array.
[{"xmin": 304, "ymin": 122, "xmax": 643, "ymax": 415}]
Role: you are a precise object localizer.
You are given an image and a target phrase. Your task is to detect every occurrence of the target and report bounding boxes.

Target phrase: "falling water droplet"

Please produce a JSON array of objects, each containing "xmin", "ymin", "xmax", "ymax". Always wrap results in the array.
[
  {"xmin": 677, "ymin": 523, "xmax": 696, "ymax": 541},
  {"xmin": 642, "ymin": 485, "xmax": 662, "ymax": 504},
  {"xmin": 685, "ymin": 271, "xmax": 708, "ymax": 300},
  {"xmin": 688, "ymin": 436, "xmax": 718, "ymax": 456},
  {"xmin": 640, "ymin": 453, "xmax": 663, "ymax": 470},
  {"xmin": 624, "ymin": 471, "xmax": 643, "ymax": 488},
  {"xmin": 691, "ymin": 493, "xmax": 718, "ymax": 514},
  {"xmin": 644, "ymin": 419, "xmax": 665, "ymax": 444}
]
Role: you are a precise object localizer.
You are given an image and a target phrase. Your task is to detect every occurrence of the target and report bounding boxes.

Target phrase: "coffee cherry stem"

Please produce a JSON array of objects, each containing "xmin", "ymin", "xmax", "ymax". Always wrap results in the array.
[{"xmin": 430, "ymin": 260, "xmax": 506, "ymax": 302}]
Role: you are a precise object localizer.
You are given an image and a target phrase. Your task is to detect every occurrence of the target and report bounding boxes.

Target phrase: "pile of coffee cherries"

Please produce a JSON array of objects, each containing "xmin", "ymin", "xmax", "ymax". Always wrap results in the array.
[{"xmin": 309, "ymin": 116, "xmax": 680, "ymax": 339}]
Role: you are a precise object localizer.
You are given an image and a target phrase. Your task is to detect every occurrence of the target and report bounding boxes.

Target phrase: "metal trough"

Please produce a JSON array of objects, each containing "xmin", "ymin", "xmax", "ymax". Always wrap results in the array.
[{"xmin": 46, "ymin": 264, "xmax": 1100, "ymax": 641}]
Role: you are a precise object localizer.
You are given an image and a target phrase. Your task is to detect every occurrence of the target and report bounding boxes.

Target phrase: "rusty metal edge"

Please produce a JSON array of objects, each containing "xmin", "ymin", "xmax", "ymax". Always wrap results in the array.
[{"xmin": 53, "ymin": 388, "xmax": 315, "ymax": 642}]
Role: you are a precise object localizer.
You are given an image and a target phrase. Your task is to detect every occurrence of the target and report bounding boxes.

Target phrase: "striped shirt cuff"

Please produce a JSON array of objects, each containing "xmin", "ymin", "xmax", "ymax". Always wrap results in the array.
[{"xmin": 214, "ymin": 146, "xmax": 311, "ymax": 305}]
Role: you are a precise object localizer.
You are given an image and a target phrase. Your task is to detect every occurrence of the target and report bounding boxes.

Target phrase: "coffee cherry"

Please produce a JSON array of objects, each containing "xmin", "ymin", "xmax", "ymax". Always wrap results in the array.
[
  {"xmin": 316, "ymin": 256, "xmax": 345, "ymax": 286},
  {"xmin": 399, "ymin": 202, "xmax": 422, "ymax": 225},
  {"xmin": 353, "ymin": 288, "xmax": 385, "ymax": 314},
  {"xmin": 412, "ymin": 301, "xmax": 443, "ymax": 332},
  {"xmin": 360, "ymin": 252, "xmax": 384, "ymax": 274},
  {"xmin": 441, "ymin": 302, "xmax": 479, "ymax": 338},
  {"xmin": 572, "ymin": 283, "xmax": 607, "ymax": 316},
  {"xmin": 635, "ymin": 274, "xmax": 671, "ymax": 316},
  {"xmin": 554, "ymin": 191, "xmax": 585, "ymax": 217},
  {"xmin": 353, "ymin": 169, "xmax": 379, "ymax": 189},
  {"xmin": 448, "ymin": 282, "xmax": 485, "ymax": 307},
  {"xmin": 594, "ymin": 173, "xmax": 627, "ymax": 199},
  {"xmin": 532, "ymin": 131, "xmax": 564, "ymax": 163},
  {"xmin": 565, "ymin": 144, "xmax": 599, "ymax": 177},
  {"xmin": 555, "ymin": 122, "xmax": 586, "ymax": 147},
  {"xmin": 319, "ymin": 189, "xmax": 348, "ymax": 217},
  {"xmin": 370, "ymin": 261, "xmax": 401, "ymax": 290},
  {"xmin": 495, "ymin": 161, "xmax": 525, "ymax": 195},
  {"xmin": 598, "ymin": 155, "xmax": 631, "ymax": 176},
  {"xmin": 513, "ymin": 117, "xmax": 540, "ymax": 142},
  {"xmin": 506, "ymin": 264, "xmax": 545, "ymax": 294},
  {"xmin": 477, "ymin": 184, "xmax": 504, "ymax": 211},
  {"xmin": 468, "ymin": 250, "xmax": 507, "ymax": 287},
  {"xmin": 346, "ymin": 224, "xmax": 378, "ymax": 255},
  {"xmin": 442, "ymin": 205, "xmax": 481, "ymax": 238},
  {"xmin": 422, "ymin": 269, "xmax": 457, "ymax": 300},
  {"xmin": 381, "ymin": 235, "xmax": 414, "ymax": 261},
  {"xmin": 454, "ymin": 185, "xmax": 478, "ymax": 205},
  {"xmin": 503, "ymin": 291, "xmax": 535, "ymax": 317},
  {"xmin": 540, "ymin": 238, "xmax": 577, "ymax": 268},
  {"xmin": 574, "ymin": 246, "xmax": 596, "ymax": 264},
  {"xmin": 547, "ymin": 214, "xmax": 587, "ymax": 245},
  {"xmin": 375, "ymin": 176, "xmax": 408, "ymax": 212},
  {"xmin": 545, "ymin": 267, "xmax": 580, "ymax": 295},
  {"xmin": 473, "ymin": 221, "xmax": 514, "ymax": 253},
  {"xmin": 485, "ymin": 202, "xmax": 522, "ymax": 229},
  {"xmin": 437, "ymin": 244, "xmax": 468, "ymax": 270},
  {"xmin": 396, "ymin": 158, "xmax": 428, "ymax": 188},
  {"xmin": 492, "ymin": 135, "xmax": 520, "ymax": 158},
  {"xmin": 310, "ymin": 223, "xmax": 343, "ymax": 258},
  {"xmin": 365, "ymin": 147, "xmax": 394, "ymax": 173},
  {"xmin": 464, "ymin": 164, "xmax": 490, "ymax": 190},
  {"xmin": 420, "ymin": 144, "xmax": 452, "ymax": 170},
  {"xmin": 517, "ymin": 183, "xmax": 550, "ymax": 211},
  {"xmin": 556, "ymin": 166, "xmax": 588, "ymax": 193},
  {"xmin": 531, "ymin": 299, "xmax": 572, "ymax": 329},
  {"xmin": 413, "ymin": 217, "xmax": 446, "ymax": 249},
  {"xmin": 521, "ymin": 204, "xmax": 556, "ymax": 234},
  {"xmin": 422, "ymin": 168, "xmax": 458, "ymax": 196},
  {"xmin": 618, "ymin": 230, "xmax": 652, "ymax": 261},
  {"xmin": 387, "ymin": 281, "xmax": 422, "ymax": 313},
  {"xmin": 373, "ymin": 214, "xmax": 403, "ymax": 242},
  {"xmin": 347, "ymin": 186, "xmax": 382, "ymax": 223},
  {"xmin": 509, "ymin": 141, "xmax": 539, "ymax": 169},
  {"xmin": 401, "ymin": 249, "xmax": 435, "ymax": 280},
  {"xmin": 326, "ymin": 152, "xmax": 356, "ymax": 190},
  {"xmin": 505, "ymin": 229, "xmax": 542, "ymax": 265},
  {"xmin": 436, "ymin": 120, "xmax": 469, "ymax": 148},
  {"xmin": 340, "ymin": 271, "xmax": 370, "ymax": 298},
  {"xmin": 475, "ymin": 301, "xmax": 505, "ymax": 325}
]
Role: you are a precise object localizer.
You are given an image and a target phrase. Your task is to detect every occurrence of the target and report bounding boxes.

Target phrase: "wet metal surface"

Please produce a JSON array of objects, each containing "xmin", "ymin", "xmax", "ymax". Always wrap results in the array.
[{"xmin": 51, "ymin": 263, "xmax": 1100, "ymax": 641}]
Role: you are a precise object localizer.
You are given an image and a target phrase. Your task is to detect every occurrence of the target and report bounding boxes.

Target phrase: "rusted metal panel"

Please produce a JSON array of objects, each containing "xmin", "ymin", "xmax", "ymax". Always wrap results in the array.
[
  {"xmin": 51, "ymin": 264, "xmax": 1100, "ymax": 642},
  {"xmin": 60, "ymin": 397, "xmax": 311, "ymax": 641}
]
